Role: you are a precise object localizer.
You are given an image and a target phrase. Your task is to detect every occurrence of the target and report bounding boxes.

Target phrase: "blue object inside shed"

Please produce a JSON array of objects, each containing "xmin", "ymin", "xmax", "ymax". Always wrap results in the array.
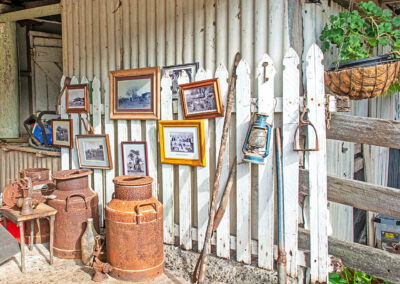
[{"xmin": 32, "ymin": 123, "xmax": 52, "ymax": 145}]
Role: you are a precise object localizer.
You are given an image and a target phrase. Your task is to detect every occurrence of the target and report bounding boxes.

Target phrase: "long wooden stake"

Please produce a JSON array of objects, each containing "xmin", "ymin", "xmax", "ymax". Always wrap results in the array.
[{"xmin": 196, "ymin": 52, "xmax": 241, "ymax": 283}]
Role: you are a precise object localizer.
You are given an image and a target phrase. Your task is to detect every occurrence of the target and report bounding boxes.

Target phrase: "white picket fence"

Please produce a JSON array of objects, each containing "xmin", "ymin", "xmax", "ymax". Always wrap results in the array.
[{"xmin": 58, "ymin": 43, "xmax": 329, "ymax": 282}]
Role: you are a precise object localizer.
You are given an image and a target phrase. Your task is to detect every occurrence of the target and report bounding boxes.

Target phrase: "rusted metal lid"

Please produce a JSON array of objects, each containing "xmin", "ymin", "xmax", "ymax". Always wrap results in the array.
[
  {"xmin": 113, "ymin": 175, "xmax": 153, "ymax": 186},
  {"xmin": 52, "ymin": 169, "xmax": 92, "ymax": 180}
]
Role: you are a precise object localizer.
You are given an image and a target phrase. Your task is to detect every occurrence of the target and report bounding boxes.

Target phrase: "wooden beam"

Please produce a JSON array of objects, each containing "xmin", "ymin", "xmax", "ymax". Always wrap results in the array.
[
  {"xmin": 0, "ymin": 3, "xmax": 61, "ymax": 22},
  {"xmin": 298, "ymin": 228, "xmax": 400, "ymax": 283},
  {"xmin": 299, "ymin": 169, "xmax": 400, "ymax": 218},
  {"xmin": 327, "ymin": 113, "xmax": 400, "ymax": 149}
]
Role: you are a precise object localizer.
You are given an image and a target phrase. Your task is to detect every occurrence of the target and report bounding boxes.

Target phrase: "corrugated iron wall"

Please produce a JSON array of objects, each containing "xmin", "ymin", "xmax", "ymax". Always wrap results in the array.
[
  {"xmin": 61, "ymin": 0, "xmax": 286, "ymax": 240},
  {"xmin": 0, "ymin": 145, "xmax": 60, "ymax": 193}
]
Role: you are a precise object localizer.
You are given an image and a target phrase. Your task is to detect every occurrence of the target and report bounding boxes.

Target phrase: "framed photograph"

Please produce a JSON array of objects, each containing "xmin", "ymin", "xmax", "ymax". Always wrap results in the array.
[
  {"xmin": 179, "ymin": 78, "xmax": 224, "ymax": 119},
  {"xmin": 162, "ymin": 62, "xmax": 199, "ymax": 95},
  {"xmin": 110, "ymin": 67, "xmax": 160, "ymax": 120},
  {"xmin": 66, "ymin": 84, "xmax": 89, "ymax": 113},
  {"xmin": 159, "ymin": 120, "xmax": 206, "ymax": 167},
  {"xmin": 52, "ymin": 119, "xmax": 73, "ymax": 148},
  {"xmin": 76, "ymin": 135, "xmax": 113, "ymax": 169},
  {"xmin": 121, "ymin": 142, "xmax": 149, "ymax": 176}
]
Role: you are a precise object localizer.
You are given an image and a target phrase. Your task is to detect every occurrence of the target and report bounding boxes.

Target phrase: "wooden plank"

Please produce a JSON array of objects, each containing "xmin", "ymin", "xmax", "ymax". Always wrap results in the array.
[
  {"xmin": 195, "ymin": 68, "xmax": 211, "ymax": 252},
  {"xmin": 298, "ymin": 228, "xmax": 400, "ymax": 284},
  {"xmin": 215, "ymin": 64, "xmax": 230, "ymax": 259},
  {"xmin": 59, "ymin": 76, "xmax": 70, "ymax": 170},
  {"xmin": 70, "ymin": 77, "xmax": 80, "ymax": 169},
  {"xmin": 327, "ymin": 113, "xmax": 400, "ymax": 149},
  {"xmin": 299, "ymin": 169, "xmax": 400, "ymax": 219},
  {"xmin": 177, "ymin": 72, "xmax": 192, "ymax": 250},
  {"xmin": 256, "ymin": 54, "xmax": 276, "ymax": 270},
  {"xmin": 236, "ymin": 59, "xmax": 251, "ymax": 264},
  {"xmin": 228, "ymin": 0, "xmax": 240, "ymax": 75},
  {"xmin": 0, "ymin": 3, "xmax": 61, "ymax": 22},
  {"xmin": 282, "ymin": 48, "xmax": 300, "ymax": 277},
  {"xmin": 306, "ymin": 44, "xmax": 328, "ymax": 283},
  {"xmin": 104, "ymin": 80, "xmax": 115, "ymax": 206},
  {"xmin": 161, "ymin": 73, "xmax": 174, "ymax": 244},
  {"xmin": 33, "ymin": 37, "xmax": 62, "ymax": 47},
  {"xmin": 92, "ymin": 77, "xmax": 104, "ymax": 226}
]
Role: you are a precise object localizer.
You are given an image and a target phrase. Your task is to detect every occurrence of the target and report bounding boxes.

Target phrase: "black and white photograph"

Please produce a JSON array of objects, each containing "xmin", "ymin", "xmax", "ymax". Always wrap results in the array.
[
  {"xmin": 117, "ymin": 78, "xmax": 152, "ymax": 110},
  {"xmin": 162, "ymin": 63, "xmax": 198, "ymax": 95},
  {"xmin": 83, "ymin": 141, "xmax": 105, "ymax": 161},
  {"xmin": 52, "ymin": 119, "xmax": 73, "ymax": 148},
  {"xmin": 66, "ymin": 84, "xmax": 89, "ymax": 113},
  {"xmin": 76, "ymin": 135, "xmax": 113, "ymax": 169},
  {"xmin": 121, "ymin": 142, "xmax": 149, "ymax": 176},
  {"xmin": 184, "ymin": 85, "xmax": 217, "ymax": 115},
  {"xmin": 170, "ymin": 132, "xmax": 194, "ymax": 153},
  {"xmin": 179, "ymin": 78, "xmax": 224, "ymax": 120},
  {"xmin": 110, "ymin": 67, "xmax": 160, "ymax": 120}
]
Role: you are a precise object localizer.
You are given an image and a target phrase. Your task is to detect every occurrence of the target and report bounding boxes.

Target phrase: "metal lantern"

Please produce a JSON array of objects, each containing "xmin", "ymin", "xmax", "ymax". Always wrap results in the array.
[{"xmin": 242, "ymin": 113, "xmax": 272, "ymax": 164}]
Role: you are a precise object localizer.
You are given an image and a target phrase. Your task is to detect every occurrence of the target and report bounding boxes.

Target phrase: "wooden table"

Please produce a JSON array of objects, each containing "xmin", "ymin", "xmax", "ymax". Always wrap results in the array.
[{"xmin": 0, "ymin": 203, "xmax": 57, "ymax": 272}]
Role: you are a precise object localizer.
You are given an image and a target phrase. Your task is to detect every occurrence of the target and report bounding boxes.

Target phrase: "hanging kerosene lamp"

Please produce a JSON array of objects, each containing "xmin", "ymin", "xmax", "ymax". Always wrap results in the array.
[{"xmin": 242, "ymin": 113, "xmax": 272, "ymax": 164}]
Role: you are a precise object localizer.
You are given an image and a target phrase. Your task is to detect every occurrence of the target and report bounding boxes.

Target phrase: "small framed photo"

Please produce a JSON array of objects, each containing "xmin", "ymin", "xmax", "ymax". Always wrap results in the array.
[
  {"xmin": 162, "ymin": 63, "xmax": 199, "ymax": 95},
  {"xmin": 110, "ymin": 67, "xmax": 160, "ymax": 120},
  {"xmin": 66, "ymin": 84, "xmax": 89, "ymax": 113},
  {"xmin": 159, "ymin": 120, "xmax": 206, "ymax": 167},
  {"xmin": 179, "ymin": 78, "xmax": 224, "ymax": 120},
  {"xmin": 52, "ymin": 119, "xmax": 73, "ymax": 148},
  {"xmin": 121, "ymin": 142, "xmax": 149, "ymax": 176},
  {"xmin": 76, "ymin": 135, "xmax": 113, "ymax": 169}
]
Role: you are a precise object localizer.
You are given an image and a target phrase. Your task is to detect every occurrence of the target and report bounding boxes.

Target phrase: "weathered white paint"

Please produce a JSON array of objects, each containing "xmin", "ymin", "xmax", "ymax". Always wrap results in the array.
[
  {"xmin": 215, "ymin": 64, "xmax": 230, "ymax": 259},
  {"xmin": 161, "ymin": 73, "xmax": 174, "ymax": 244},
  {"xmin": 70, "ymin": 76, "xmax": 80, "ymax": 169},
  {"xmin": 257, "ymin": 54, "xmax": 276, "ymax": 270},
  {"xmin": 236, "ymin": 59, "xmax": 252, "ymax": 264},
  {"xmin": 177, "ymin": 71, "xmax": 192, "ymax": 250},
  {"xmin": 59, "ymin": 75, "xmax": 69, "ymax": 170},
  {"xmin": 282, "ymin": 48, "xmax": 300, "ymax": 277},
  {"xmin": 306, "ymin": 44, "xmax": 328, "ymax": 283},
  {"xmin": 195, "ymin": 68, "xmax": 212, "ymax": 251},
  {"xmin": 104, "ymin": 80, "xmax": 115, "ymax": 205}
]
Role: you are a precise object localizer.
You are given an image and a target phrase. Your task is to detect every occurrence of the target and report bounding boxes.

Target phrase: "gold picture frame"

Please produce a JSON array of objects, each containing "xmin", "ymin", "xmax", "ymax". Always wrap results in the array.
[
  {"xmin": 110, "ymin": 67, "xmax": 160, "ymax": 120},
  {"xmin": 179, "ymin": 78, "xmax": 224, "ymax": 120},
  {"xmin": 159, "ymin": 120, "xmax": 206, "ymax": 167}
]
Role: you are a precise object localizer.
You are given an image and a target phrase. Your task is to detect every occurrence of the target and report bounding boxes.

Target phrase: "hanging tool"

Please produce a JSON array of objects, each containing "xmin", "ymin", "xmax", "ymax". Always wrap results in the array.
[
  {"xmin": 195, "ymin": 52, "xmax": 241, "ymax": 284},
  {"xmin": 293, "ymin": 96, "xmax": 319, "ymax": 152},
  {"xmin": 275, "ymin": 128, "xmax": 287, "ymax": 284}
]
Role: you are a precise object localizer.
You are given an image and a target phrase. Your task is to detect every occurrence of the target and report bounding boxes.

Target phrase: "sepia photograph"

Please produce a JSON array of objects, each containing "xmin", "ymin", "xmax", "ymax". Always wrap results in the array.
[
  {"xmin": 162, "ymin": 63, "xmax": 198, "ymax": 95},
  {"xmin": 52, "ymin": 119, "xmax": 73, "ymax": 148},
  {"xmin": 84, "ymin": 141, "xmax": 105, "ymax": 161},
  {"xmin": 66, "ymin": 84, "xmax": 89, "ymax": 113},
  {"xmin": 121, "ymin": 142, "xmax": 149, "ymax": 176},
  {"xmin": 159, "ymin": 120, "xmax": 206, "ymax": 167},
  {"xmin": 170, "ymin": 132, "xmax": 194, "ymax": 153},
  {"xmin": 110, "ymin": 67, "xmax": 160, "ymax": 120},
  {"xmin": 179, "ymin": 78, "xmax": 224, "ymax": 120},
  {"xmin": 76, "ymin": 135, "xmax": 113, "ymax": 169}
]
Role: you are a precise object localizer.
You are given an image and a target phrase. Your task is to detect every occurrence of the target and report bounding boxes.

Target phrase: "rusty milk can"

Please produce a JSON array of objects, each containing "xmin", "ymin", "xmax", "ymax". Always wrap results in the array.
[
  {"xmin": 48, "ymin": 169, "xmax": 99, "ymax": 259},
  {"xmin": 20, "ymin": 168, "xmax": 56, "ymax": 244},
  {"xmin": 106, "ymin": 175, "xmax": 164, "ymax": 281}
]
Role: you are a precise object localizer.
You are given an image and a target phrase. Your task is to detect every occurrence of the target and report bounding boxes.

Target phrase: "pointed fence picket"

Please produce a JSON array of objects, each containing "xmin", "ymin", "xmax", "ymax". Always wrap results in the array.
[
  {"xmin": 59, "ymin": 75, "xmax": 69, "ymax": 170},
  {"xmin": 282, "ymin": 48, "xmax": 300, "ymax": 278},
  {"xmin": 257, "ymin": 54, "xmax": 276, "ymax": 270},
  {"xmin": 56, "ymin": 44, "xmax": 332, "ymax": 281}
]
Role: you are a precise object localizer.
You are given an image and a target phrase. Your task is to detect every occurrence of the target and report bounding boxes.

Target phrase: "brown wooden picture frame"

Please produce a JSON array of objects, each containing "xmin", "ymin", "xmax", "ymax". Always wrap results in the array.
[
  {"xmin": 52, "ymin": 119, "xmax": 73, "ymax": 148},
  {"xmin": 110, "ymin": 67, "xmax": 160, "ymax": 120},
  {"xmin": 179, "ymin": 78, "xmax": 224, "ymax": 120},
  {"xmin": 76, "ymin": 134, "xmax": 113, "ymax": 169},
  {"xmin": 66, "ymin": 84, "xmax": 89, "ymax": 113},
  {"xmin": 121, "ymin": 141, "xmax": 149, "ymax": 176}
]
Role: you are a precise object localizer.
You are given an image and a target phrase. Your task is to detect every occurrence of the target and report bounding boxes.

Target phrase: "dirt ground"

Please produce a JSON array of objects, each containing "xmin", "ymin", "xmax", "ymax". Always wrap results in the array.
[{"xmin": 0, "ymin": 243, "xmax": 292, "ymax": 283}]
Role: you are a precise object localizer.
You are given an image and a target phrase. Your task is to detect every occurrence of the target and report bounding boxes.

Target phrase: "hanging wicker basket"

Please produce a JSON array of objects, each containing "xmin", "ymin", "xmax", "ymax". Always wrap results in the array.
[{"xmin": 324, "ymin": 56, "xmax": 400, "ymax": 100}]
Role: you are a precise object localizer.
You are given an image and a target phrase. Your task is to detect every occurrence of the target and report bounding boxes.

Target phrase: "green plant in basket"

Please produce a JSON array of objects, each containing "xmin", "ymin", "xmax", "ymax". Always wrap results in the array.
[
  {"xmin": 320, "ymin": 1, "xmax": 400, "ymax": 63},
  {"xmin": 320, "ymin": 1, "xmax": 400, "ymax": 97},
  {"xmin": 329, "ymin": 268, "xmax": 394, "ymax": 284}
]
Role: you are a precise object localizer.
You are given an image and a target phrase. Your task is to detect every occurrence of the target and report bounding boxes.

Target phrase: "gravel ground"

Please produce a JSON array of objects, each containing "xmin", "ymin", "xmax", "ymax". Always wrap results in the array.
[{"xmin": 0, "ymin": 243, "xmax": 295, "ymax": 283}]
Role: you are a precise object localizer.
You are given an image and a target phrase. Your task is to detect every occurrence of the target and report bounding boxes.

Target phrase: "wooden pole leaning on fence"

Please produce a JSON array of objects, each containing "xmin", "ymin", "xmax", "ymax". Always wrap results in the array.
[{"xmin": 195, "ymin": 52, "xmax": 241, "ymax": 283}]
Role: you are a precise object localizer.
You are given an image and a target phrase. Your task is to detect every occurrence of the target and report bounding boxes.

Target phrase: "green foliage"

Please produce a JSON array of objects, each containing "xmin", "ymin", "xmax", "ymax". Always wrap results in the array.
[
  {"xmin": 320, "ymin": 1, "xmax": 400, "ymax": 63},
  {"xmin": 329, "ymin": 268, "xmax": 394, "ymax": 284}
]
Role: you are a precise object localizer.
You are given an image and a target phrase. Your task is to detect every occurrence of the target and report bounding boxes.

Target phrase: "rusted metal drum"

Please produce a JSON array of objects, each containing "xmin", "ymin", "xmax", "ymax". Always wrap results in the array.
[
  {"xmin": 19, "ymin": 168, "xmax": 56, "ymax": 244},
  {"xmin": 106, "ymin": 175, "xmax": 164, "ymax": 281},
  {"xmin": 48, "ymin": 169, "xmax": 99, "ymax": 259}
]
